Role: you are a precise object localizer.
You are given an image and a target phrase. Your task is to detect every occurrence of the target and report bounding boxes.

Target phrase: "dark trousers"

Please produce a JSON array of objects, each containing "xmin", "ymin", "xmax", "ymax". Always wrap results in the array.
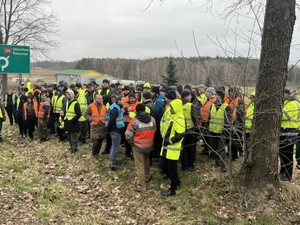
[
  {"xmin": 160, "ymin": 157, "xmax": 181, "ymax": 190},
  {"xmin": 230, "ymin": 128, "xmax": 243, "ymax": 159},
  {"xmin": 78, "ymin": 121, "xmax": 87, "ymax": 141},
  {"xmin": 49, "ymin": 113, "xmax": 56, "ymax": 134},
  {"xmin": 17, "ymin": 114, "xmax": 26, "ymax": 136},
  {"xmin": 25, "ymin": 119, "xmax": 36, "ymax": 139},
  {"xmin": 151, "ymin": 129, "xmax": 163, "ymax": 159},
  {"xmin": 104, "ymin": 132, "xmax": 111, "ymax": 154},
  {"xmin": 67, "ymin": 132, "xmax": 78, "ymax": 151},
  {"xmin": 56, "ymin": 127, "xmax": 67, "ymax": 141},
  {"xmin": 210, "ymin": 133, "xmax": 226, "ymax": 167},
  {"xmin": 6, "ymin": 108, "xmax": 17, "ymax": 125},
  {"xmin": 279, "ymin": 144, "xmax": 294, "ymax": 179},
  {"xmin": 124, "ymin": 122, "xmax": 132, "ymax": 157},
  {"xmin": 92, "ymin": 138, "xmax": 104, "ymax": 156},
  {"xmin": 181, "ymin": 132, "xmax": 196, "ymax": 170}
]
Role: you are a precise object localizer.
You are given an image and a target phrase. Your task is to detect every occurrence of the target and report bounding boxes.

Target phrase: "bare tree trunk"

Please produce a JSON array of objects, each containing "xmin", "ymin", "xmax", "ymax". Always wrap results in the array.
[{"xmin": 240, "ymin": 0, "xmax": 296, "ymax": 193}]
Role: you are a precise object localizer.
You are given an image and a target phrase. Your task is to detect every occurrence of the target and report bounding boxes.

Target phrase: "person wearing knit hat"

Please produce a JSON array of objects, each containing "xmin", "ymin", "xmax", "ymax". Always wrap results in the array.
[
  {"xmin": 180, "ymin": 90, "xmax": 191, "ymax": 99},
  {"xmin": 64, "ymin": 89, "xmax": 81, "ymax": 153},
  {"xmin": 125, "ymin": 103, "xmax": 157, "ymax": 192},
  {"xmin": 165, "ymin": 90, "xmax": 176, "ymax": 101},
  {"xmin": 184, "ymin": 85, "xmax": 192, "ymax": 92},
  {"xmin": 197, "ymin": 84, "xmax": 206, "ymax": 104},
  {"xmin": 143, "ymin": 82, "xmax": 151, "ymax": 92},
  {"xmin": 205, "ymin": 87, "xmax": 216, "ymax": 96}
]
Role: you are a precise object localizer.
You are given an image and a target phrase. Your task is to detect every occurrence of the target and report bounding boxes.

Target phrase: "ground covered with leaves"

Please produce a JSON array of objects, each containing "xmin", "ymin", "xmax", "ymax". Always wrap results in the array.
[{"xmin": 0, "ymin": 123, "xmax": 300, "ymax": 225}]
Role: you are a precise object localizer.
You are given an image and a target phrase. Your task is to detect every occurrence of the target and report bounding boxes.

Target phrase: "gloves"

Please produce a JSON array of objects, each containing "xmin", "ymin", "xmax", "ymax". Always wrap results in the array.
[{"xmin": 163, "ymin": 138, "xmax": 173, "ymax": 146}]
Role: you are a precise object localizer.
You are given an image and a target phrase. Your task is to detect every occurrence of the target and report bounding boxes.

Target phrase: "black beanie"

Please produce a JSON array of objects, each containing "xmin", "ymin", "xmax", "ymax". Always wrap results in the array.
[
  {"xmin": 136, "ymin": 104, "xmax": 145, "ymax": 112},
  {"xmin": 181, "ymin": 90, "xmax": 191, "ymax": 99},
  {"xmin": 128, "ymin": 93, "xmax": 135, "ymax": 98},
  {"xmin": 165, "ymin": 90, "xmax": 176, "ymax": 100},
  {"xmin": 143, "ymin": 92, "xmax": 152, "ymax": 100}
]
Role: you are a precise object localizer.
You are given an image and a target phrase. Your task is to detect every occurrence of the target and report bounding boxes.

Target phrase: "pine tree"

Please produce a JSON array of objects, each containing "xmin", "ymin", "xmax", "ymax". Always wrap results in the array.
[{"xmin": 161, "ymin": 57, "xmax": 179, "ymax": 86}]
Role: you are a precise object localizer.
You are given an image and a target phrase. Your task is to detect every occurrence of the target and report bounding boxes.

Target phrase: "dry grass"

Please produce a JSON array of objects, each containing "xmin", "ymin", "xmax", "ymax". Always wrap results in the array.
[{"xmin": 0, "ymin": 122, "xmax": 300, "ymax": 224}]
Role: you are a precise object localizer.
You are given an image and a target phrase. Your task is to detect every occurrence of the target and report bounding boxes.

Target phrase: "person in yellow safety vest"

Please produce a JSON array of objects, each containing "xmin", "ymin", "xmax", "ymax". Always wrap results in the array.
[
  {"xmin": 160, "ymin": 95, "xmax": 186, "ymax": 197},
  {"xmin": 208, "ymin": 88, "xmax": 232, "ymax": 172},
  {"xmin": 245, "ymin": 91, "xmax": 255, "ymax": 155},
  {"xmin": 75, "ymin": 83, "xmax": 88, "ymax": 144},
  {"xmin": 52, "ymin": 87, "xmax": 67, "ymax": 124},
  {"xmin": 279, "ymin": 88, "xmax": 300, "ymax": 181},
  {"xmin": 64, "ymin": 90, "xmax": 81, "ymax": 153},
  {"xmin": 197, "ymin": 84, "xmax": 206, "ymax": 104},
  {"xmin": 180, "ymin": 90, "xmax": 198, "ymax": 172},
  {"xmin": 4, "ymin": 89, "xmax": 18, "ymax": 125},
  {"xmin": 0, "ymin": 99, "xmax": 7, "ymax": 142},
  {"xmin": 84, "ymin": 94, "xmax": 107, "ymax": 159},
  {"xmin": 26, "ymin": 81, "xmax": 33, "ymax": 94}
]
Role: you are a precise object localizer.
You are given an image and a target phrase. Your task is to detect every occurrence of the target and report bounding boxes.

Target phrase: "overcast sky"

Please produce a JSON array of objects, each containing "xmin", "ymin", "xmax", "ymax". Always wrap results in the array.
[{"xmin": 48, "ymin": 0, "xmax": 300, "ymax": 64}]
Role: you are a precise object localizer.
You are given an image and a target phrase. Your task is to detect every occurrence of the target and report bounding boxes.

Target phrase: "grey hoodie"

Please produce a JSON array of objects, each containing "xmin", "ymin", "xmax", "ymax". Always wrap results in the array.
[{"xmin": 66, "ymin": 90, "xmax": 75, "ymax": 102}]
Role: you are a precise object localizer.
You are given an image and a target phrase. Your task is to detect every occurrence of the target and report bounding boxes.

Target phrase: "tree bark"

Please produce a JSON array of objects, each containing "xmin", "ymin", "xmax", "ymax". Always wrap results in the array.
[{"xmin": 240, "ymin": 0, "xmax": 296, "ymax": 192}]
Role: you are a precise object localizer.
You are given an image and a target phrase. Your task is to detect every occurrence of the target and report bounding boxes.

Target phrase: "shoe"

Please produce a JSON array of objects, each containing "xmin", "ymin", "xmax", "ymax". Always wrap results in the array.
[
  {"xmin": 296, "ymin": 164, "xmax": 300, "ymax": 170},
  {"xmin": 279, "ymin": 173, "xmax": 291, "ymax": 181},
  {"xmin": 145, "ymin": 175, "xmax": 152, "ymax": 183},
  {"xmin": 188, "ymin": 166, "xmax": 195, "ymax": 171},
  {"xmin": 152, "ymin": 158, "xmax": 159, "ymax": 163},
  {"xmin": 71, "ymin": 149, "xmax": 78, "ymax": 154},
  {"xmin": 22, "ymin": 134, "xmax": 26, "ymax": 138},
  {"xmin": 110, "ymin": 166, "xmax": 118, "ymax": 171},
  {"xmin": 124, "ymin": 155, "xmax": 132, "ymax": 160},
  {"xmin": 220, "ymin": 166, "xmax": 228, "ymax": 173},
  {"xmin": 80, "ymin": 140, "xmax": 87, "ymax": 145},
  {"xmin": 163, "ymin": 175, "xmax": 169, "ymax": 180},
  {"xmin": 162, "ymin": 188, "xmax": 176, "ymax": 196},
  {"xmin": 181, "ymin": 167, "xmax": 189, "ymax": 172}
]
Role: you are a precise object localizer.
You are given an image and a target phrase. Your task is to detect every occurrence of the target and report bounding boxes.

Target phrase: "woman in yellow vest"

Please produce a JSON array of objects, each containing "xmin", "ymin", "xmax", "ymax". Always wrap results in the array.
[{"xmin": 160, "ymin": 94, "xmax": 186, "ymax": 196}]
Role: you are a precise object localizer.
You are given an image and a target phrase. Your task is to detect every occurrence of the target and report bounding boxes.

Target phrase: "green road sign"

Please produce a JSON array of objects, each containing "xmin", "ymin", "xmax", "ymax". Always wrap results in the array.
[{"xmin": 0, "ymin": 44, "xmax": 30, "ymax": 74}]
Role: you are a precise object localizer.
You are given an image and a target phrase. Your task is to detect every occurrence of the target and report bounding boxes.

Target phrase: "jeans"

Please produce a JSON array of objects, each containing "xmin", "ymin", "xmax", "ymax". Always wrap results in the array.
[{"xmin": 109, "ymin": 131, "xmax": 121, "ymax": 167}]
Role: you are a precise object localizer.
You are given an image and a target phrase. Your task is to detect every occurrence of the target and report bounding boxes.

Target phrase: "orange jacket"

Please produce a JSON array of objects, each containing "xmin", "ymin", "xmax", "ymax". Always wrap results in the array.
[{"xmin": 123, "ymin": 101, "xmax": 140, "ymax": 122}]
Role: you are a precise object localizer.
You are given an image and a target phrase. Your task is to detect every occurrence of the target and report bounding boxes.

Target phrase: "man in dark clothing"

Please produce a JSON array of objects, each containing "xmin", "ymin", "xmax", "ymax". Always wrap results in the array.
[
  {"xmin": 4, "ymin": 89, "xmax": 18, "ymax": 125},
  {"xmin": 142, "ymin": 91, "xmax": 155, "ymax": 117},
  {"xmin": 106, "ymin": 96, "xmax": 125, "ymax": 171}
]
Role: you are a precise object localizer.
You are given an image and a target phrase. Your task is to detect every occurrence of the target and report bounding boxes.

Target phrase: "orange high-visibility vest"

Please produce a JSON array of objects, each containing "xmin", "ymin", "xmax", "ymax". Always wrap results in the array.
[
  {"xmin": 90, "ymin": 103, "xmax": 106, "ymax": 125},
  {"xmin": 23, "ymin": 101, "xmax": 38, "ymax": 120},
  {"xmin": 37, "ymin": 101, "xmax": 50, "ymax": 119},
  {"xmin": 200, "ymin": 97, "xmax": 216, "ymax": 123}
]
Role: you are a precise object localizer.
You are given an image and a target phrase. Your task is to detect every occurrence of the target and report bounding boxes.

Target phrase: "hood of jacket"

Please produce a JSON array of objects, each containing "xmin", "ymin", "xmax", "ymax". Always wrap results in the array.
[
  {"xmin": 66, "ymin": 89, "xmax": 75, "ymax": 102},
  {"xmin": 169, "ymin": 99, "xmax": 183, "ymax": 119},
  {"xmin": 136, "ymin": 111, "xmax": 151, "ymax": 123}
]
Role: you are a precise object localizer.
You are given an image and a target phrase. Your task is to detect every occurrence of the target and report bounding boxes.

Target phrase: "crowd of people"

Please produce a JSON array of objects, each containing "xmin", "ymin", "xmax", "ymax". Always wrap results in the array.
[{"xmin": 1, "ymin": 79, "xmax": 300, "ymax": 196}]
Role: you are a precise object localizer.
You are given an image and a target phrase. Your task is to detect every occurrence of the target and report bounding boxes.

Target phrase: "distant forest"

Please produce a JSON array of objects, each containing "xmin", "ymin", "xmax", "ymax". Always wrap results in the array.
[{"xmin": 32, "ymin": 57, "xmax": 300, "ymax": 87}]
